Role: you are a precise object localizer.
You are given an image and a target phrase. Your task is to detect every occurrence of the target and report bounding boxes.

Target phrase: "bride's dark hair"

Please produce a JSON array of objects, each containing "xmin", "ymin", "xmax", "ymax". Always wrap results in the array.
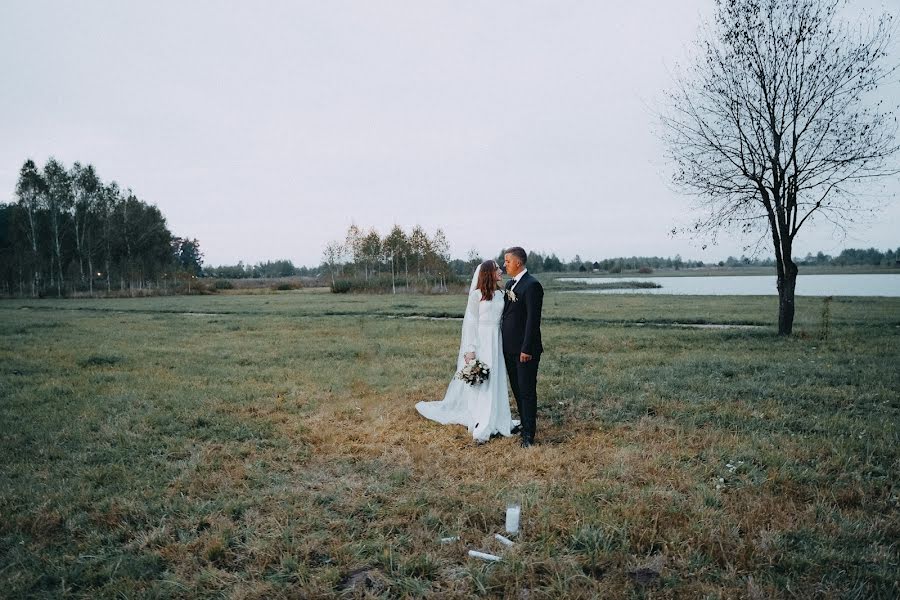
[{"xmin": 476, "ymin": 260, "xmax": 499, "ymax": 300}]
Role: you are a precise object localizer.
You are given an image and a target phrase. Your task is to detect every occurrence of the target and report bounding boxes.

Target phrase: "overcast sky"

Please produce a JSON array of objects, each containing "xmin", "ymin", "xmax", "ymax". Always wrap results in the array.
[{"xmin": 2, "ymin": 1, "xmax": 897, "ymax": 267}]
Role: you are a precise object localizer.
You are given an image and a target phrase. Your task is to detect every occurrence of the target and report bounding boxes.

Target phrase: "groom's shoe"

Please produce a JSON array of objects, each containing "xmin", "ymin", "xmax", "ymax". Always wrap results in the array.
[{"xmin": 520, "ymin": 436, "xmax": 534, "ymax": 448}]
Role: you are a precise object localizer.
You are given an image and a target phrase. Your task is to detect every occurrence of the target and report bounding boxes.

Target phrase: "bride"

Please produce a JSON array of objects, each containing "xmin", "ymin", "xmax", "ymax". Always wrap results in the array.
[{"xmin": 415, "ymin": 260, "xmax": 516, "ymax": 443}]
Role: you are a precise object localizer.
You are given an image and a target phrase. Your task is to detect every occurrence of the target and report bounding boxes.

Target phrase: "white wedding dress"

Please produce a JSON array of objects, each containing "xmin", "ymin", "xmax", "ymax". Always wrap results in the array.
[{"xmin": 415, "ymin": 267, "xmax": 515, "ymax": 442}]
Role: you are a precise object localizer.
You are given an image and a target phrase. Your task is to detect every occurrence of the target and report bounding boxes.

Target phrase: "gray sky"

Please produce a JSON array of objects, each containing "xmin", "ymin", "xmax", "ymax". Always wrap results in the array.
[{"xmin": 2, "ymin": 1, "xmax": 897, "ymax": 267}]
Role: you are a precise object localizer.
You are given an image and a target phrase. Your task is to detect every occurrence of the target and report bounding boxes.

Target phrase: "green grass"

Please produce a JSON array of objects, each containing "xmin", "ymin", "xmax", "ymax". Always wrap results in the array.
[{"xmin": 1, "ymin": 289, "xmax": 898, "ymax": 598}]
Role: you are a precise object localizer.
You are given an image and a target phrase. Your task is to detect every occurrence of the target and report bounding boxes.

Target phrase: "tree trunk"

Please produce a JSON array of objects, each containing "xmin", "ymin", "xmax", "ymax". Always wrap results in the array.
[
  {"xmin": 106, "ymin": 253, "xmax": 111, "ymax": 292},
  {"xmin": 88, "ymin": 253, "xmax": 94, "ymax": 297},
  {"xmin": 54, "ymin": 230, "xmax": 63, "ymax": 298},
  {"xmin": 775, "ymin": 257, "xmax": 798, "ymax": 336},
  {"xmin": 48, "ymin": 207, "xmax": 64, "ymax": 298},
  {"xmin": 75, "ymin": 214, "xmax": 85, "ymax": 285},
  {"xmin": 391, "ymin": 254, "xmax": 395, "ymax": 294},
  {"xmin": 26, "ymin": 206, "xmax": 39, "ymax": 297},
  {"xmin": 764, "ymin": 185, "xmax": 798, "ymax": 337}
]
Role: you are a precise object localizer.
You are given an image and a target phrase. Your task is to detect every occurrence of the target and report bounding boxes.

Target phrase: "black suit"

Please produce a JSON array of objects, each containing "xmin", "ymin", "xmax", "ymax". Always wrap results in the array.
[{"xmin": 502, "ymin": 272, "xmax": 543, "ymax": 442}]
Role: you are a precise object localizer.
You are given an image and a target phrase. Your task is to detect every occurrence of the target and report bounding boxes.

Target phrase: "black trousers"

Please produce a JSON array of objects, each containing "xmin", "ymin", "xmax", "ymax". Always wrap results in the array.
[{"xmin": 504, "ymin": 352, "xmax": 540, "ymax": 440}]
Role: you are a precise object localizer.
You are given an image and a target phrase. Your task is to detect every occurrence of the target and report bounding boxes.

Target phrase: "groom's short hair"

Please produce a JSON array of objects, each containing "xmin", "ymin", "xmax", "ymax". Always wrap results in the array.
[{"xmin": 506, "ymin": 247, "xmax": 527, "ymax": 264}]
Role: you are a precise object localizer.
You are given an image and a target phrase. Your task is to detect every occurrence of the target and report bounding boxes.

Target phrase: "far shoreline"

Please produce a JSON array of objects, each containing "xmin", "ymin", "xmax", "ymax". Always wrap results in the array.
[{"xmin": 546, "ymin": 264, "xmax": 900, "ymax": 279}]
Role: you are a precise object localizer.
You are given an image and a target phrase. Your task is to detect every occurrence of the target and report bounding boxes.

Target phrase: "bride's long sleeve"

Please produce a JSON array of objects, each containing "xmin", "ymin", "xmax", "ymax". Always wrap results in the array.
[{"xmin": 461, "ymin": 290, "xmax": 480, "ymax": 356}]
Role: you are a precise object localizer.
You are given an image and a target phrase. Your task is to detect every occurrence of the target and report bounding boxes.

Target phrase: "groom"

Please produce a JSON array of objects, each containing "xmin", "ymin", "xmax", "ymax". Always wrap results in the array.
[{"xmin": 502, "ymin": 247, "xmax": 544, "ymax": 448}]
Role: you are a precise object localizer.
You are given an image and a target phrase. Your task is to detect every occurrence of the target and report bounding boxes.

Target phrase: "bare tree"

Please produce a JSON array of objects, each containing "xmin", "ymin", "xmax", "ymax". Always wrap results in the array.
[
  {"xmin": 383, "ymin": 225, "xmax": 408, "ymax": 294},
  {"xmin": 360, "ymin": 228, "xmax": 381, "ymax": 281},
  {"xmin": 466, "ymin": 248, "xmax": 482, "ymax": 271},
  {"xmin": 409, "ymin": 225, "xmax": 428, "ymax": 279},
  {"xmin": 344, "ymin": 223, "xmax": 363, "ymax": 279},
  {"xmin": 322, "ymin": 240, "xmax": 344, "ymax": 287},
  {"xmin": 662, "ymin": 0, "xmax": 898, "ymax": 334},
  {"xmin": 429, "ymin": 228, "xmax": 450, "ymax": 291}
]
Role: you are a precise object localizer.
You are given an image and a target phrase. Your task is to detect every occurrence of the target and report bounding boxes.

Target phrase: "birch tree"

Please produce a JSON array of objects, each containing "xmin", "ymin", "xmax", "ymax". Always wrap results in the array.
[
  {"xmin": 71, "ymin": 162, "xmax": 100, "ymax": 288},
  {"xmin": 14, "ymin": 160, "xmax": 45, "ymax": 296},
  {"xmin": 98, "ymin": 181, "xmax": 119, "ymax": 292},
  {"xmin": 43, "ymin": 158, "xmax": 73, "ymax": 297},
  {"xmin": 360, "ymin": 229, "xmax": 381, "ymax": 281},
  {"xmin": 430, "ymin": 228, "xmax": 450, "ymax": 291},
  {"xmin": 322, "ymin": 240, "xmax": 345, "ymax": 287},
  {"xmin": 383, "ymin": 225, "xmax": 408, "ymax": 294},
  {"xmin": 409, "ymin": 225, "xmax": 428, "ymax": 279},
  {"xmin": 344, "ymin": 223, "xmax": 363, "ymax": 278}
]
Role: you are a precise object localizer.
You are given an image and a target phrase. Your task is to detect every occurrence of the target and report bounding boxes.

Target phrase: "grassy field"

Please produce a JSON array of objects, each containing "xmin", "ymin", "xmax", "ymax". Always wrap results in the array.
[{"xmin": 1, "ymin": 288, "xmax": 898, "ymax": 598}]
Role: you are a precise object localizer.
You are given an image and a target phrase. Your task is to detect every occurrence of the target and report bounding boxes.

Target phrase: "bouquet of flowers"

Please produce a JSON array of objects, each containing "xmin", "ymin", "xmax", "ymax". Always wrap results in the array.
[{"xmin": 457, "ymin": 358, "xmax": 490, "ymax": 386}]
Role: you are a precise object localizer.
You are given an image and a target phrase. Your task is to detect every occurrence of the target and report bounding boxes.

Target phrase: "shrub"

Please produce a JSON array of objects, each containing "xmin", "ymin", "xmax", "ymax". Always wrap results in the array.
[
  {"xmin": 638, "ymin": 266, "xmax": 654, "ymax": 274},
  {"xmin": 331, "ymin": 280, "xmax": 352, "ymax": 294},
  {"xmin": 214, "ymin": 279, "xmax": 234, "ymax": 290}
]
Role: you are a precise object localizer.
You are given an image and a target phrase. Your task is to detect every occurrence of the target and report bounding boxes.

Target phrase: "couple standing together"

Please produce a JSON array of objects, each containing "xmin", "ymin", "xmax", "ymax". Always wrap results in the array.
[{"xmin": 416, "ymin": 247, "xmax": 544, "ymax": 447}]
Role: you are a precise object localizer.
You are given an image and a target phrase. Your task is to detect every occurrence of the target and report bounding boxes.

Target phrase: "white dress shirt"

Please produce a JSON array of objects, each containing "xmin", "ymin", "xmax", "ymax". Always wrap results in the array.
[{"xmin": 511, "ymin": 268, "xmax": 528, "ymax": 291}]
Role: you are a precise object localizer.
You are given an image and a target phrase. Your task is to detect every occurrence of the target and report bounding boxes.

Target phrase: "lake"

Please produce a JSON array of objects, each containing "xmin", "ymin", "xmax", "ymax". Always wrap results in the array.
[{"xmin": 558, "ymin": 274, "xmax": 900, "ymax": 297}]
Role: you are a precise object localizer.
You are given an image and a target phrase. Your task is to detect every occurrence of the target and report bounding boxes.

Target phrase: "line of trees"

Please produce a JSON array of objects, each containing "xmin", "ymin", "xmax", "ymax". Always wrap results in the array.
[
  {"xmin": 203, "ymin": 260, "xmax": 317, "ymax": 279},
  {"xmin": 318, "ymin": 240, "xmax": 900, "ymax": 288},
  {"xmin": 480, "ymin": 248, "xmax": 899, "ymax": 273},
  {"xmin": 485, "ymin": 252, "xmax": 707, "ymax": 273},
  {"xmin": 322, "ymin": 224, "xmax": 455, "ymax": 292},
  {"xmin": 0, "ymin": 158, "xmax": 202, "ymax": 297},
  {"xmin": 211, "ymin": 244, "xmax": 898, "ymax": 289},
  {"xmin": 799, "ymin": 247, "xmax": 900, "ymax": 267}
]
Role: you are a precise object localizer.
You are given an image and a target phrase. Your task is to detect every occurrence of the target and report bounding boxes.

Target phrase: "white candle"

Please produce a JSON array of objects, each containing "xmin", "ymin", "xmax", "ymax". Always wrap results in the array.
[
  {"xmin": 505, "ymin": 504, "xmax": 520, "ymax": 535},
  {"xmin": 468, "ymin": 550, "xmax": 502, "ymax": 562},
  {"xmin": 494, "ymin": 533, "xmax": 514, "ymax": 546}
]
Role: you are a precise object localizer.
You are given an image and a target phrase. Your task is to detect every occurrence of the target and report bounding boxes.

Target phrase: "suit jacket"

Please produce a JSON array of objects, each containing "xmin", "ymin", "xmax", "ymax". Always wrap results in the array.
[{"xmin": 502, "ymin": 272, "xmax": 544, "ymax": 356}]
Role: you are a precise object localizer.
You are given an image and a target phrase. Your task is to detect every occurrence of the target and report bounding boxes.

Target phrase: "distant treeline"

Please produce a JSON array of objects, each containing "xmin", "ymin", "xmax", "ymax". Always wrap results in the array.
[
  {"xmin": 204, "ymin": 246, "xmax": 900, "ymax": 286},
  {"xmin": 0, "ymin": 158, "xmax": 202, "ymax": 297},
  {"xmin": 204, "ymin": 260, "xmax": 317, "ymax": 279},
  {"xmin": 484, "ymin": 252, "xmax": 705, "ymax": 273},
  {"xmin": 797, "ymin": 247, "xmax": 900, "ymax": 267},
  {"xmin": 481, "ymin": 248, "xmax": 900, "ymax": 273}
]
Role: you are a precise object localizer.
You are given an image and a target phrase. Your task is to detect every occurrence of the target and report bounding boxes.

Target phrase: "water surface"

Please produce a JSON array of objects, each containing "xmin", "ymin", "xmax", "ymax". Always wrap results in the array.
[{"xmin": 558, "ymin": 274, "xmax": 900, "ymax": 296}]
